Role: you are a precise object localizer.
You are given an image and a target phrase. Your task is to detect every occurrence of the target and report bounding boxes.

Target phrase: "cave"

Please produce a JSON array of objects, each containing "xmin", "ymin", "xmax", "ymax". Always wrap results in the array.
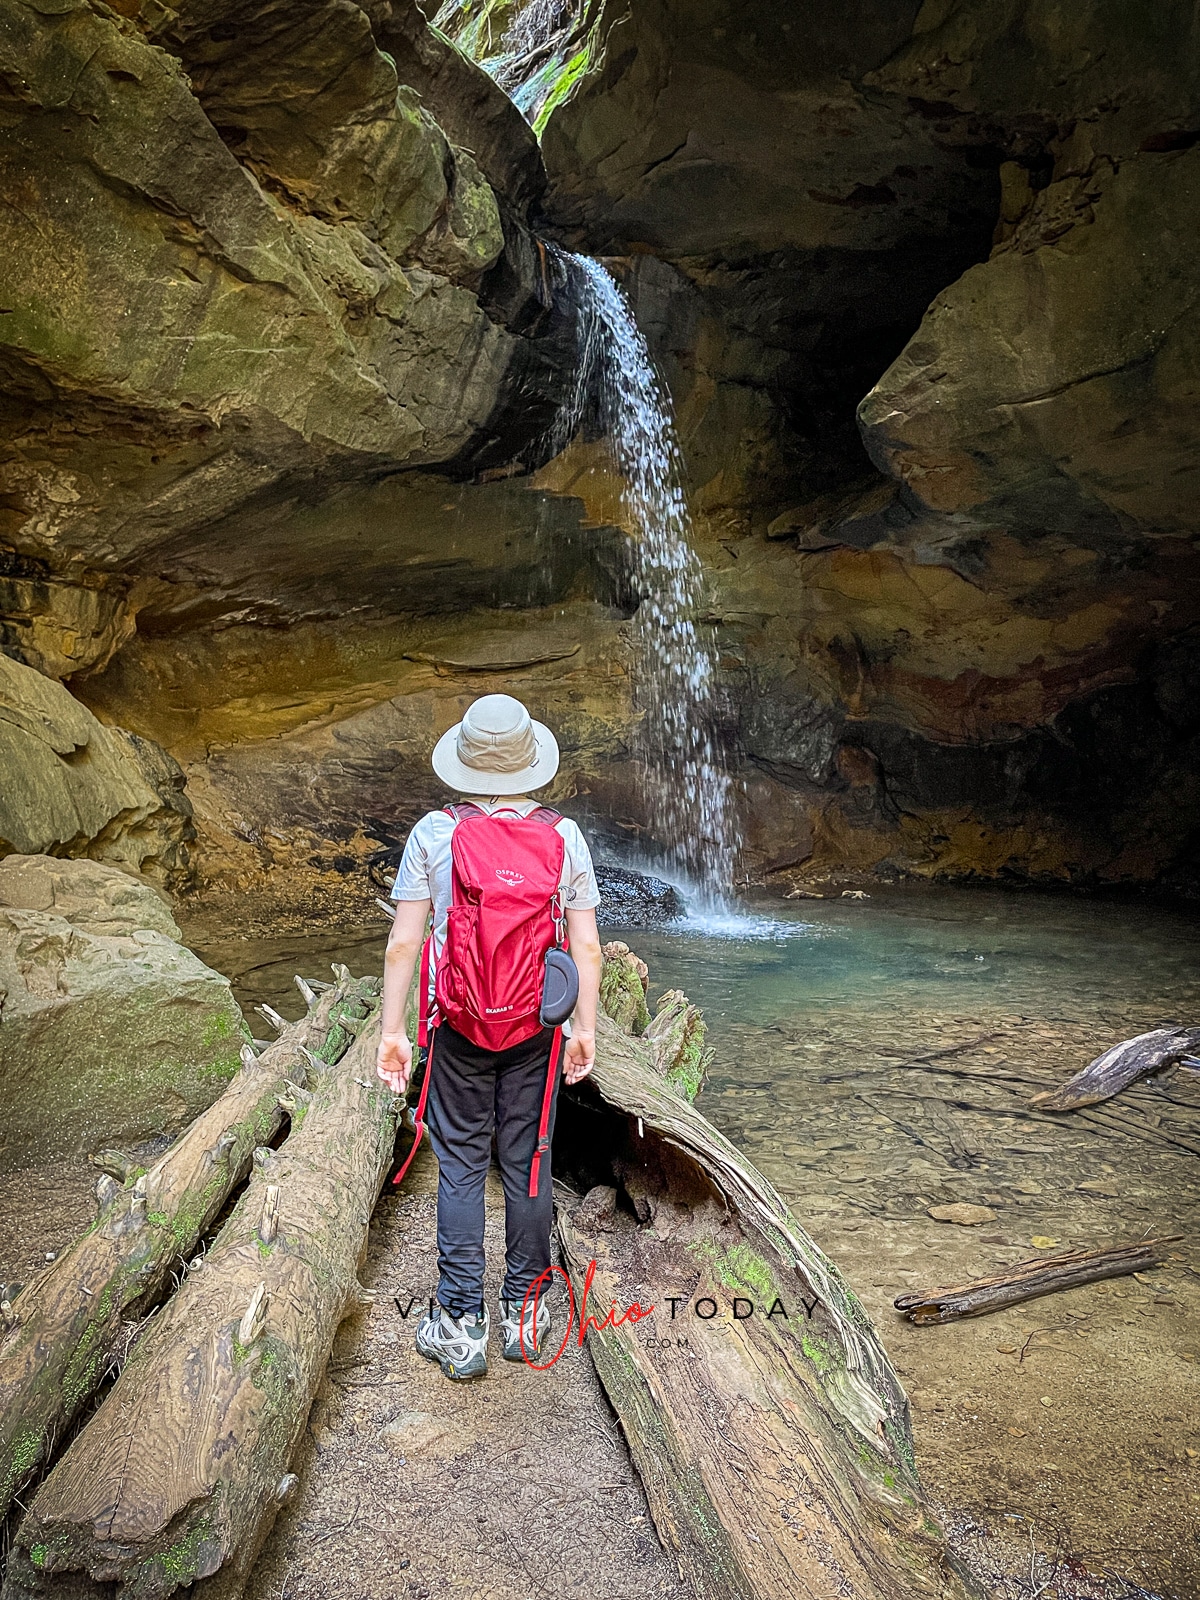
[
  {"xmin": 0, "ymin": 0, "xmax": 1197, "ymax": 901},
  {"xmin": 2, "ymin": 2, "xmax": 1199, "ymax": 1597}
]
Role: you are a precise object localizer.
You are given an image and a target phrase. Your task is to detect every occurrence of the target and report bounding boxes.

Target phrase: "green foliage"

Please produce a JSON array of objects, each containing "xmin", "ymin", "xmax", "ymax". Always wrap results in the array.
[
  {"xmin": 800, "ymin": 1331, "xmax": 833, "ymax": 1373},
  {"xmin": 154, "ymin": 1522, "xmax": 213, "ymax": 1583},
  {"xmin": 432, "ymin": 0, "xmax": 603, "ymax": 142},
  {"xmin": 62, "ymin": 1314, "xmax": 106, "ymax": 1412},
  {"xmin": 531, "ymin": 46, "xmax": 590, "ymax": 136},
  {"xmin": 688, "ymin": 1239, "xmax": 776, "ymax": 1305}
]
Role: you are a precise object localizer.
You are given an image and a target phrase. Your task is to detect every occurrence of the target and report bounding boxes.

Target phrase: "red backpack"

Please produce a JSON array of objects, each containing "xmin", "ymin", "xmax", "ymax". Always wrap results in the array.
[
  {"xmin": 435, "ymin": 802, "xmax": 567, "ymax": 1051},
  {"xmin": 392, "ymin": 803, "xmax": 568, "ymax": 1196}
]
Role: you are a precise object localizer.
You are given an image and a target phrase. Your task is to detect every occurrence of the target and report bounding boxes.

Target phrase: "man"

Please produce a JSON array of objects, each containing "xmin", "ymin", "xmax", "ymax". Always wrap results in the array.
[{"xmin": 376, "ymin": 693, "xmax": 603, "ymax": 1379}]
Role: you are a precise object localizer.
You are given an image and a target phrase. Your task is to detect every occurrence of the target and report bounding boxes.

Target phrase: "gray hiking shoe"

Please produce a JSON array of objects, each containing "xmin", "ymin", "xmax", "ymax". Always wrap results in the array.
[
  {"xmin": 415, "ymin": 1303, "xmax": 490, "ymax": 1381},
  {"xmin": 499, "ymin": 1294, "xmax": 551, "ymax": 1363}
]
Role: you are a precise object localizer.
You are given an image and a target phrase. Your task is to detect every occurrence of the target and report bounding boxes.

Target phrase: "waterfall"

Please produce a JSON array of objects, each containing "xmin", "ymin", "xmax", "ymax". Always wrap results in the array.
[
  {"xmin": 502, "ymin": 0, "xmax": 567, "ymax": 72},
  {"xmin": 555, "ymin": 252, "xmax": 736, "ymax": 899}
]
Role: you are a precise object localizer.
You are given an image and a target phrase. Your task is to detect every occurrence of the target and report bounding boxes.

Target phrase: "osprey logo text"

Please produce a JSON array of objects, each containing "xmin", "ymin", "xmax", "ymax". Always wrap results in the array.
[{"xmin": 495, "ymin": 868, "xmax": 526, "ymax": 887}]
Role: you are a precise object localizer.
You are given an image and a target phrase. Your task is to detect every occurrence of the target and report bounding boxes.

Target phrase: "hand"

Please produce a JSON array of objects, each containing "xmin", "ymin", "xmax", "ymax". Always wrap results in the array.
[
  {"xmin": 563, "ymin": 1028, "xmax": 595, "ymax": 1085},
  {"xmin": 376, "ymin": 1032, "xmax": 413, "ymax": 1095}
]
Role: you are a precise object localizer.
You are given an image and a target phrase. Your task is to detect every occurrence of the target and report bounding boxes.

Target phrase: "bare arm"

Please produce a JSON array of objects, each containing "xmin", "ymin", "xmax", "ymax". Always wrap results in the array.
[
  {"xmin": 376, "ymin": 897, "xmax": 431, "ymax": 1093},
  {"xmin": 563, "ymin": 905, "xmax": 602, "ymax": 1084}
]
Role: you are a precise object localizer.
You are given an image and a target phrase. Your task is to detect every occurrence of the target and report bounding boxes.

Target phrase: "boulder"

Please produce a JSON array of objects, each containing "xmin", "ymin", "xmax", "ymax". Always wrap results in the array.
[
  {"xmin": 595, "ymin": 864, "xmax": 682, "ymax": 928},
  {"xmin": 0, "ymin": 855, "xmax": 180, "ymax": 942},
  {"xmin": 0, "ymin": 653, "xmax": 192, "ymax": 885},
  {"xmin": 858, "ymin": 147, "xmax": 1200, "ymax": 539},
  {"xmin": 0, "ymin": 0, "xmax": 574, "ymax": 621},
  {"xmin": 0, "ymin": 857, "xmax": 248, "ymax": 1170}
]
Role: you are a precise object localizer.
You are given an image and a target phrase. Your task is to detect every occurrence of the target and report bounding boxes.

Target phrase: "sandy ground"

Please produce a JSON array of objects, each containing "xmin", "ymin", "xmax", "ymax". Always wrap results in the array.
[{"xmin": 246, "ymin": 1147, "xmax": 685, "ymax": 1600}]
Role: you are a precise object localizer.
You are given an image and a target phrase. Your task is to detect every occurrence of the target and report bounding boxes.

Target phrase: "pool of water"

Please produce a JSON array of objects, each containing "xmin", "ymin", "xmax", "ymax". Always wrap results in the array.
[
  {"xmin": 185, "ymin": 880, "xmax": 1200, "ymax": 1213},
  {"xmin": 188, "ymin": 882, "xmax": 1200, "ymax": 1021},
  {"xmin": 626, "ymin": 881, "xmax": 1200, "ymax": 1027}
]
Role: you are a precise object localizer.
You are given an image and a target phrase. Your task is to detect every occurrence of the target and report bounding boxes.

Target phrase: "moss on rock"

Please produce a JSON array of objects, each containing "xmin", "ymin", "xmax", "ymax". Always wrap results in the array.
[{"xmin": 0, "ymin": 856, "xmax": 249, "ymax": 1167}]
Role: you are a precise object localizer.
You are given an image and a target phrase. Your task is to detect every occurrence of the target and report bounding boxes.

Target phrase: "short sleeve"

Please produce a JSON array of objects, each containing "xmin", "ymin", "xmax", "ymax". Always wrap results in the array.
[
  {"xmin": 390, "ymin": 816, "xmax": 435, "ymax": 901},
  {"xmin": 558, "ymin": 820, "xmax": 601, "ymax": 911}
]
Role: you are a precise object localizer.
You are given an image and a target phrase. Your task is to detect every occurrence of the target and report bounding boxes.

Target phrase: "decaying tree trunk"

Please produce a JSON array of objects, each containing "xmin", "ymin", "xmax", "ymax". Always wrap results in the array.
[
  {"xmin": 599, "ymin": 941, "xmax": 651, "ymax": 1033},
  {"xmin": 554, "ymin": 1006, "xmax": 976, "ymax": 1600},
  {"xmin": 4, "ymin": 998, "xmax": 395, "ymax": 1600},
  {"xmin": 642, "ymin": 989, "xmax": 712, "ymax": 1101},
  {"xmin": 1031, "ymin": 1025, "xmax": 1200, "ymax": 1110},
  {"xmin": 894, "ymin": 1237, "xmax": 1179, "ymax": 1324},
  {"xmin": 0, "ymin": 971, "xmax": 369, "ymax": 1520}
]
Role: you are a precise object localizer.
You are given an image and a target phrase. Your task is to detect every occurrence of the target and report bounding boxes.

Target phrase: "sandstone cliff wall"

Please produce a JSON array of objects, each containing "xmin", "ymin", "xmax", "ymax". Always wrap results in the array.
[{"xmin": 4, "ymin": 0, "xmax": 1200, "ymax": 900}]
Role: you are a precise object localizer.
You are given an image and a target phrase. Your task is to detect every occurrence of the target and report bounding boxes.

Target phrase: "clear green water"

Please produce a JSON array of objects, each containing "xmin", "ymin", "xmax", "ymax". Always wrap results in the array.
[
  {"xmin": 191, "ymin": 883, "xmax": 1200, "ymax": 1027},
  {"xmin": 188, "ymin": 882, "xmax": 1200, "ymax": 1212},
  {"xmin": 621, "ymin": 883, "xmax": 1200, "ymax": 1031}
]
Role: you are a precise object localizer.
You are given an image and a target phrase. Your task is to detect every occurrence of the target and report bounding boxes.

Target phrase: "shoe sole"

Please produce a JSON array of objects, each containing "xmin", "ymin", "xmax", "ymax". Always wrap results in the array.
[{"xmin": 416, "ymin": 1339, "xmax": 488, "ymax": 1382}]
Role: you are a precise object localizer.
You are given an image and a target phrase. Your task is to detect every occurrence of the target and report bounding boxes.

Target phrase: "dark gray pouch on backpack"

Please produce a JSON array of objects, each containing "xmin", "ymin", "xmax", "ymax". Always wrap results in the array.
[{"xmin": 540, "ymin": 947, "xmax": 579, "ymax": 1027}]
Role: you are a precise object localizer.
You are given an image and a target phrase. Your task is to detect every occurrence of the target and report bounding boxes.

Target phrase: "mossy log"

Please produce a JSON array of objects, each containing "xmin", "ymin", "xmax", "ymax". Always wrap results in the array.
[
  {"xmin": 5, "ymin": 995, "xmax": 395, "ymax": 1600},
  {"xmin": 0, "ymin": 972, "xmax": 369, "ymax": 1520},
  {"xmin": 554, "ymin": 1011, "xmax": 975, "ymax": 1600},
  {"xmin": 1031, "ymin": 1024, "xmax": 1200, "ymax": 1110},
  {"xmin": 642, "ymin": 989, "xmax": 711, "ymax": 1102},
  {"xmin": 599, "ymin": 942, "xmax": 651, "ymax": 1034}
]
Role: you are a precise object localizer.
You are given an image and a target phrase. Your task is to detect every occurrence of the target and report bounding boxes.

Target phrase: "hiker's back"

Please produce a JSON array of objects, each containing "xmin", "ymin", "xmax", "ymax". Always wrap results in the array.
[{"xmin": 437, "ymin": 804, "xmax": 565, "ymax": 1051}]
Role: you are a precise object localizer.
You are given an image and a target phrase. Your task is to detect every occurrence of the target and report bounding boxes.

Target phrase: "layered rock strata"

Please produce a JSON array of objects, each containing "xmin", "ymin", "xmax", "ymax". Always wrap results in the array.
[
  {"xmin": 4, "ymin": 0, "xmax": 1200, "ymax": 898},
  {"xmin": 530, "ymin": 0, "xmax": 1200, "ymax": 890}
]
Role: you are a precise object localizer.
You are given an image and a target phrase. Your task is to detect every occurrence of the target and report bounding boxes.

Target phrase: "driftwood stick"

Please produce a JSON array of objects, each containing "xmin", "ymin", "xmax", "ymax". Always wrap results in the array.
[
  {"xmin": 1072, "ymin": 1103, "xmax": 1200, "ymax": 1158},
  {"xmin": 0, "ymin": 976, "xmax": 374, "ymax": 1519},
  {"xmin": 7, "ymin": 1001, "xmax": 396, "ymax": 1600},
  {"xmin": 1032, "ymin": 1026, "xmax": 1200, "ymax": 1111},
  {"xmin": 894, "ymin": 1237, "xmax": 1180, "ymax": 1325}
]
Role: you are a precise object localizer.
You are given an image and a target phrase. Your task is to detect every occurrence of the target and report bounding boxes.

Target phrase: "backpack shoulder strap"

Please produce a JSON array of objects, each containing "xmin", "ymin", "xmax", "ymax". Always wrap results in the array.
[
  {"xmin": 445, "ymin": 801, "xmax": 485, "ymax": 823},
  {"xmin": 527, "ymin": 805, "xmax": 562, "ymax": 826}
]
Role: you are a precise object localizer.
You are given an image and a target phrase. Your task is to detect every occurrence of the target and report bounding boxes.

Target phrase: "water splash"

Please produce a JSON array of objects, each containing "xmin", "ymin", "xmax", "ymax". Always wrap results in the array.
[{"xmin": 555, "ymin": 252, "xmax": 736, "ymax": 900}]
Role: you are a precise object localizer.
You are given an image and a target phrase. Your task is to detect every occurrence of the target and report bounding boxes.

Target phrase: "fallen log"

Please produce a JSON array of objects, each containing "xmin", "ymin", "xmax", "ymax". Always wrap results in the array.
[
  {"xmin": 894, "ymin": 1237, "xmax": 1180, "ymax": 1325},
  {"xmin": 553, "ymin": 1005, "xmax": 975, "ymax": 1600},
  {"xmin": 5, "ymin": 985, "xmax": 395, "ymax": 1600},
  {"xmin": 1031, "ymin": 1025, "xmax": 1200, "ymax": 1111},
  {"xmin": 0, "ymin": 970, "xmax": 368, "ymax": 1520}
]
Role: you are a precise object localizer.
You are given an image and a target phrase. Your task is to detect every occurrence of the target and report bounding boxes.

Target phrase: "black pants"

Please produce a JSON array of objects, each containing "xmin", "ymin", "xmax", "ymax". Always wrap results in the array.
[{"xmin": 425, "ymin": 1021, "xmax": 559, "ymax": 1319}]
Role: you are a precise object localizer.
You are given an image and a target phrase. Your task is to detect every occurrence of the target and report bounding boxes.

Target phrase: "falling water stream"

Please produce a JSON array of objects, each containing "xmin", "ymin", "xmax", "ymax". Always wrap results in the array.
[
  {"xmin": 498, "ymin": 0, "xmax": 566, "ymax": 79},
  {"xmin": 554, "ymin": 251, "xmax": 737, "ymax": 903}
]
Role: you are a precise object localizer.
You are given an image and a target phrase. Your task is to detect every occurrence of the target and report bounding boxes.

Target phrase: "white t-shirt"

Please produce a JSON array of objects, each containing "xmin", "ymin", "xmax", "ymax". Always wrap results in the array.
[{"xmin": 391, "ymin": 798, "xmax": 600, "ymax": 1008}]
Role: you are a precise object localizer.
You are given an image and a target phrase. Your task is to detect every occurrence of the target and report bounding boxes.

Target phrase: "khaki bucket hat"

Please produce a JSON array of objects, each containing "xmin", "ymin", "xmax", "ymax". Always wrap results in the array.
[{"xmin": 431, "ymin": 694, "xmax": 560, "ymax": 796}]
